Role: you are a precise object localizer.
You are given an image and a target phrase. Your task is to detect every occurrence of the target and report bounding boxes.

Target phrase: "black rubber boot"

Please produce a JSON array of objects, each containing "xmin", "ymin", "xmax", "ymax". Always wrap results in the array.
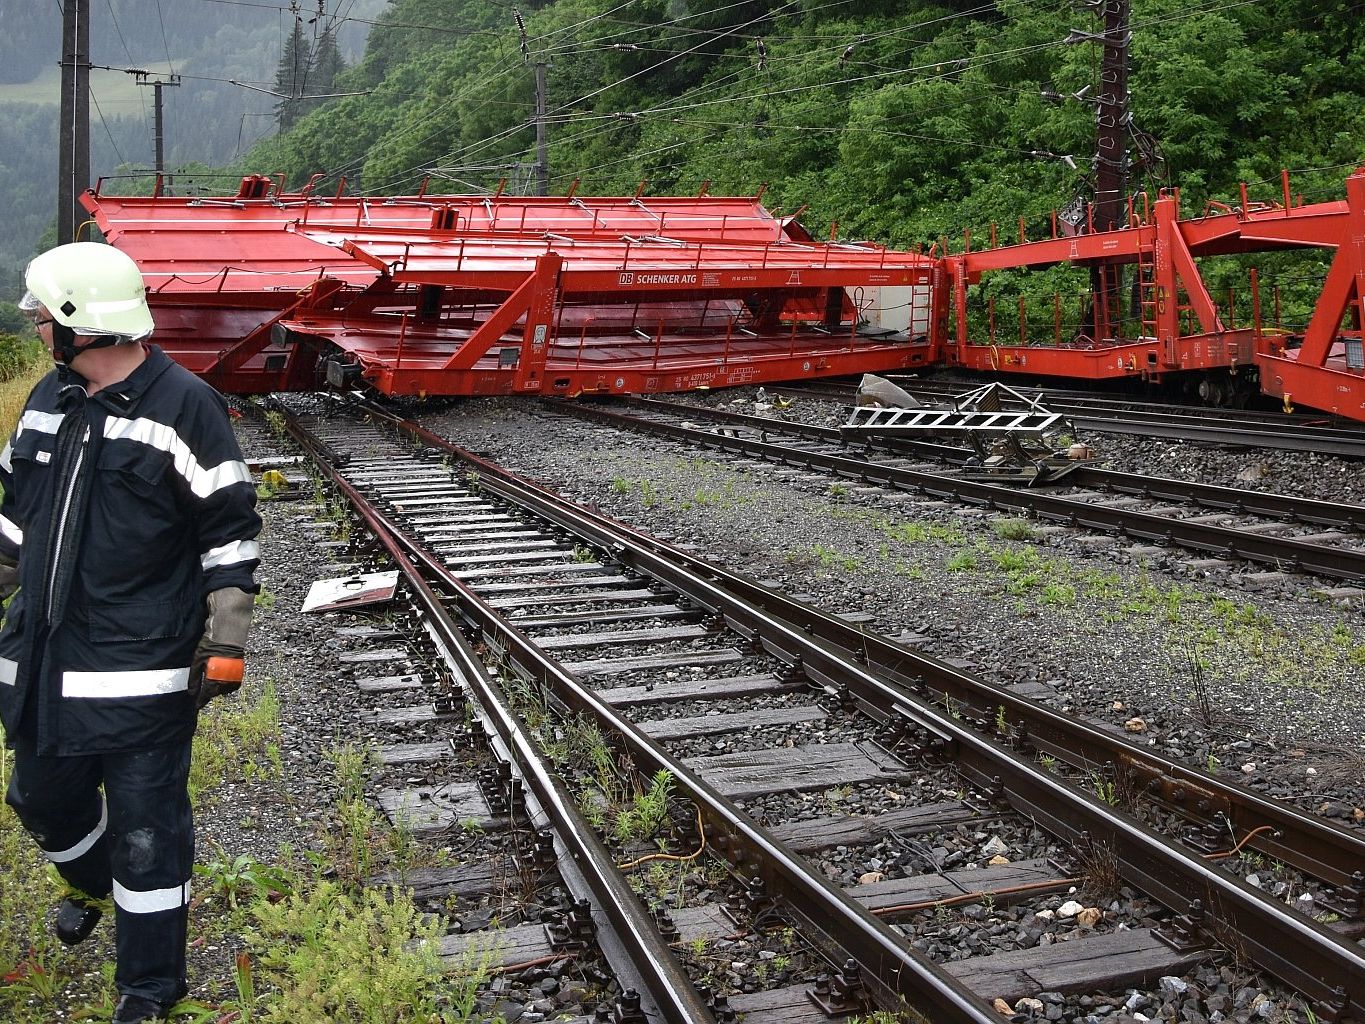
[
  {"xmin": 54, "ymin": 897, "xmax": 103, "ymax": 945},
  {"xmin": 111, "ymin": 993, "xmax": 174, "ymax": 1022}
]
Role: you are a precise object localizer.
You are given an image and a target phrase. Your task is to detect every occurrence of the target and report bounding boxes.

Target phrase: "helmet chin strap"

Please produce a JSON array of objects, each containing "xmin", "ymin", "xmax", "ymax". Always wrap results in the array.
[{"xmin": 52, "ymin": 322, "xmax": 122, "ymax": 371}]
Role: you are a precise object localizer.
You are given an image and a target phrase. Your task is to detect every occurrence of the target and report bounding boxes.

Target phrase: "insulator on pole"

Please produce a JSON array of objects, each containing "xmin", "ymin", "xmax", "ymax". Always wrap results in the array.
[{"xmin": 514, "ymin": 9, "xmax": 528, "ymax": 61}]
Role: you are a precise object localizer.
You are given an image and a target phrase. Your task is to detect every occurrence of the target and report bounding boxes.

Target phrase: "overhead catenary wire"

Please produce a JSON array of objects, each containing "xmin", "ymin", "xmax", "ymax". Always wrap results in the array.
[
  {"xmin": 319, "ymin": 0, "xmax": 1271, "ymax": 197},
  {"xmin": 542, "ymin": 0, "xmax": 1252, "ymax": 165},
  {"xmin": 280, "ymin": 0, "xmax": 856, "ymax": 190},
  {"xmin": 604, "ymin": 0, "xmax": 1270, "ymax": 125},
  {"xmin": 101, "ymin": 0, "xmax": 151, "ymax": 137},
  {"xmin": 334, "ymin": 0, "xmax": 771, "ymax": 191},
  {"xmin": 400, "ymin": 0, "xmax": 1078, "ymax": 176},
  {"xmin": 325, "ymin": 0, "xmax": 1016, "ymax": 192},
  {"xmin": 89, "ymin": 86, "xmax": 127, "ymax": 167},
  {"xmin": 154, "ymin": 0, "xmax": 176, "ymax": 75}
]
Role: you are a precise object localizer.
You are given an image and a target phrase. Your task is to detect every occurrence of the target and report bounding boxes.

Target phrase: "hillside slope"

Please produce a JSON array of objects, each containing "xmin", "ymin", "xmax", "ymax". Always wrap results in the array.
[{"xmin": 245, "ymin": 0, "xmax": 1365, "ymax": 249}]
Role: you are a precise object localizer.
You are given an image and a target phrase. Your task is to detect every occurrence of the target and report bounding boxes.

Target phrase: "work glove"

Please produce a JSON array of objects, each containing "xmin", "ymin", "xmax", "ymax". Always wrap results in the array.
[{"xmin": 191, "ymin": 587, "xmax": 254, "ymax": 710}]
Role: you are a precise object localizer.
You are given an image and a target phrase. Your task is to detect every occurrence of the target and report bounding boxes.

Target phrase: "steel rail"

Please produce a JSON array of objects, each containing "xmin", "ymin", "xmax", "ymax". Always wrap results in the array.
[
  {"xmin": 555, "ymin": 401, "xmax": 1365, "ymax": 887},
  {"xmin": 320, "ymin": 421, "xmax": 1007, "ymax": 1024},
  {"xmin": 775, "ymin": 380, "xmax": 1365, "ymax": 457},
  {"xmin": 626, "ymin": 396, "xmax": 1365, "ymax": 528},
  {"xmin": 372, "ymin": 407, "xmax": 1365, "ymax": 1020},
  {"xmin": 281, "ymin": 413, "xmax": 718, "ymax": 1024},
  {"xmin": 345, "ymin": 401, "xmax": 1365, "ymax": 889},
  {"xmin": 885, "ymin": 379, "xmax": 1365, "ymax": 438},
  {"xmin": 554, "ymin": 401, "xmax": 1365, "ymax": 581},
  {"xmin": 394, "ymin": 406, "xmax": 1365, "ymax": 884}
]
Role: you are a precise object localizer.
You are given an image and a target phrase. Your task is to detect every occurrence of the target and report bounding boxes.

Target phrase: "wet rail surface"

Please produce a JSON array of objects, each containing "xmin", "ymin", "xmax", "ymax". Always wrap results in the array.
[
  {"xmin": 274, "ymin": 399, "xmax": 1365, "ymax": 1023},
  {"xmin": 551, "ymin": 397, "xmax": 1365, "ymax": 585}
]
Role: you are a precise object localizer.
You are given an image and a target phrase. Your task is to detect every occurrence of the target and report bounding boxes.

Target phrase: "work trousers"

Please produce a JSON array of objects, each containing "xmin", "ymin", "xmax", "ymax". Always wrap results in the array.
[{"xmin": 4, "ymin": 735, "xmax": 194, "ymax": 1005}]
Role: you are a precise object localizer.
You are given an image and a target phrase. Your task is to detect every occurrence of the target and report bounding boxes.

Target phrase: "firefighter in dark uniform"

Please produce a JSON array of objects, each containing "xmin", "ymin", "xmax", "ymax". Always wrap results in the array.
[{"xmin": 0, "ymin": 242, "xmax": 261, "ymax": 1023}]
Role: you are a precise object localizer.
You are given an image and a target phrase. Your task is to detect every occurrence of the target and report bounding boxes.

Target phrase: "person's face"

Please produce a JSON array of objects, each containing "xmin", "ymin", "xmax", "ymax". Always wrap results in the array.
[{"xmin": 26, "ymin": 304, "xmax": 57, "ymax": 358}]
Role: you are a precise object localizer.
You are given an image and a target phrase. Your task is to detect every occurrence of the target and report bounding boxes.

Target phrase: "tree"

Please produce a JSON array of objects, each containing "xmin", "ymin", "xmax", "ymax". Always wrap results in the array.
[
  {"xmin": 274, "ymin": 17, "xmax": 312, "ymax": 132},
  {"xmin": 308, "ymin": 28, "xmax": 344, "ymax": 111}
]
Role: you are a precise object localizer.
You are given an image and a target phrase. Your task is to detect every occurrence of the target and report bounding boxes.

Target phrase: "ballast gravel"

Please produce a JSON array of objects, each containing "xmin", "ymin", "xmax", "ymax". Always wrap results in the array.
[
  {"xmin": 28, "ymin": 395, "xmax": 1355, "ymax": 1023},
  {"xmin": 405, "ymin": 391, "xmax": 1364, "ymax": 1023}
]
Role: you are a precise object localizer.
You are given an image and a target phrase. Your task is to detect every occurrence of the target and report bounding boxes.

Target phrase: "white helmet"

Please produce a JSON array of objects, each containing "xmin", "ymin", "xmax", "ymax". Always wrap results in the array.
[{"xmin": 20, "ymin": 242, "xmax": 154, "ymax": 341}]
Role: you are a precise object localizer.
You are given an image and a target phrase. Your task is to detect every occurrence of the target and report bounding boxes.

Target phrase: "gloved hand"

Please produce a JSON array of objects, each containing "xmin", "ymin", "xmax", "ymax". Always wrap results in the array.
[{"xmin": 191, "ymin": 587, "xmax": 254, "ymax": 709}]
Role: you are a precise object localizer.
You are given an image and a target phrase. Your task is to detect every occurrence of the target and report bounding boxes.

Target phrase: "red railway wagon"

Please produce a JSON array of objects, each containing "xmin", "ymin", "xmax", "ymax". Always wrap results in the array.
[
  {"xmin": 83, "ymin": 168, "xmax": 1365, "ymax": 420},
  {"xmin": 943, "ymin": 166, "xmax": 1365, "ymax": 421},
  {"xmin": 81, "ymin": 176, "xmax": 939, "ymax": 397}
]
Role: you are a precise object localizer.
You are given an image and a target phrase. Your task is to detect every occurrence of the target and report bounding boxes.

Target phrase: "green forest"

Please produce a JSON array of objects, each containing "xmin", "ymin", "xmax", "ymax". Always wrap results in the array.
[
  {"xmin": 241, "ymin": 0, "xmax": 1365, "ymax": 252},
  {"xmin": 5, "ymin": 0, "xmax": 1363, "ymax": 316}
]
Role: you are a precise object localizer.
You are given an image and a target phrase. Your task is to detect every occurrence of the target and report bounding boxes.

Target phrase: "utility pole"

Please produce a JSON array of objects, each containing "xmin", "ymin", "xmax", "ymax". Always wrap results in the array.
[
  {"xmin": 1064, "ymin": 0, "xmax": 1131, "ymax": 338},
  {"xmin": 1093, "ymin": 0, "xmax": 1130, "ymax": 236},
  {"xmin": 1093, "ymin": 0, "xmax": 1130, "ymax": 336},
  {"xmin": 534, "ymin": 62, "xmax": 548, "ymax": 196},
  {"xmin": 59, "ymin": 0, "xmax": 91, "ymax": 244},
  {"xmin": 137, "ymin": 74, "xmax": 181, "ymax": 175}
]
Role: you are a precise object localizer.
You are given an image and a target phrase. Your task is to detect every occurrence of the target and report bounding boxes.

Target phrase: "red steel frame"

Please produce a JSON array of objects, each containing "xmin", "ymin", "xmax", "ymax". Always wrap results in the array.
[
  {"xmin": 82, "ymin": 176, "xmax": 938, "ymax": 397},
  {"xmin": 81, "ymin": 167, "xmax": 1365, "ymax": 419},
  {"xmin": 943, "ymin": 166, "xmax": 1365, "ymax": 419}
]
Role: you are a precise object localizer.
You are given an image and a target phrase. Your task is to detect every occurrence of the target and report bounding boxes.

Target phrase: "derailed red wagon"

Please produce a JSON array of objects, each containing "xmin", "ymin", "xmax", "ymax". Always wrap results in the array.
[
  {"xmin": 81, "ymin": 166, "xmax": 1365, "ymax": 421},
  {"xmin": 81, "ymin": 177, "xmax": 939, "ymax": 397}
]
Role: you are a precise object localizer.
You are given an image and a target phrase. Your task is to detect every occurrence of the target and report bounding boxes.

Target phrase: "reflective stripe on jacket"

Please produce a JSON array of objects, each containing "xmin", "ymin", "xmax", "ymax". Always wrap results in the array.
[{"xmin": 0, "ymin": 346, "xmax": 261, "ymax": 754}]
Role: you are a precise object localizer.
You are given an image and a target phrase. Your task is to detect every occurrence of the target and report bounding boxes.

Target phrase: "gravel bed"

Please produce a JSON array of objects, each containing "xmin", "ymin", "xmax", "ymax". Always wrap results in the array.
[
  {"xmin": 27, "ymin": 398, "xmax": 1342, "ymax": 1023},
  {"xmin": 419, "ymin": 396, "xmax": 1365, "ymax": 816},
  {"xmin": 404, "ymin": 392, "xmax": 1364, "ymax": 1023}
]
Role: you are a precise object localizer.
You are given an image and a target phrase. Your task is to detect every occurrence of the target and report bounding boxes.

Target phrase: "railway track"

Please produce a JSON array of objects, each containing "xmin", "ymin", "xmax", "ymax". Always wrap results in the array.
[
  {"xmin": 266, "ymin": 397, "xmax": 1364, "ymax": 1023},
  {"xmin": 549, "ymin": 397, "xmax": 1365, "ymax": 584},
  {"xmin": 770, "ymin": 378, "xmax": 1365, "ymax": 458}
]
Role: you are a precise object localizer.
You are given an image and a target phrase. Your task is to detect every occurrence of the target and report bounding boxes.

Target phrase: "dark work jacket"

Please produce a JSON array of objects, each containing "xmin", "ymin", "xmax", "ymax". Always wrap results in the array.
[{"xmin": 0, "ymin": 346, "xmax": 261, "ymax": 755}]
